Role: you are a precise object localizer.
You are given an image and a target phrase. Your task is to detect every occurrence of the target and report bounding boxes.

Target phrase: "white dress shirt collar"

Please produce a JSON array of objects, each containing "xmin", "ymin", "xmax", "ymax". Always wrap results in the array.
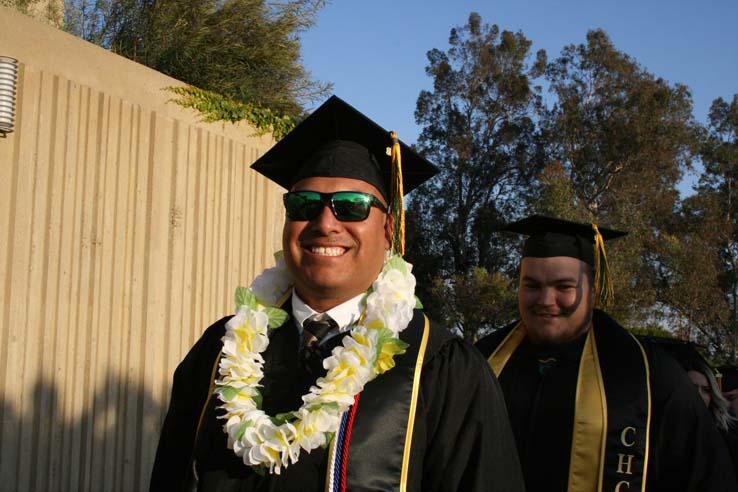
[{"xmin": 291, "ymin": 290, "xmax": 364, "ymax": 332}]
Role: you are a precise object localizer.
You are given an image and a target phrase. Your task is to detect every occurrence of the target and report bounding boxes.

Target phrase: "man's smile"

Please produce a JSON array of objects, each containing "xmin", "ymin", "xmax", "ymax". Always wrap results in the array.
[
  {"xmin": 307, "ymin": 245, "xmax": 347, "ymax": 257},
  {"xmin": 532, "ymin": 310, "xmax": 562, "ymax": 318}
]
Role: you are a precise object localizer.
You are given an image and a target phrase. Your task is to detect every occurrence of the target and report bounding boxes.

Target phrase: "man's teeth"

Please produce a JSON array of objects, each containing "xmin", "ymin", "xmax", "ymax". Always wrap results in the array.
[{"xmin": 311, "ymin": 246, "xmax": 344, "ymax": 256}]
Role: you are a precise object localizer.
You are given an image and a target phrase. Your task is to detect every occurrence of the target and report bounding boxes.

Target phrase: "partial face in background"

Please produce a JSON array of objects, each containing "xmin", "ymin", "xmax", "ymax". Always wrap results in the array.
[
  {"xmin": 518, "ymin": 256, "xmax": 594, "ymax": 346},
  {"xmin": 282, "ymin": 176, "xmax": 391, "ymax": 311},
  {"xmin": 724, "ymin": 389, "xmax": 738, "ymax": 416},
  {"xmin": 687, "ymin": 370, "xmax": 712, "ymax": 408}
]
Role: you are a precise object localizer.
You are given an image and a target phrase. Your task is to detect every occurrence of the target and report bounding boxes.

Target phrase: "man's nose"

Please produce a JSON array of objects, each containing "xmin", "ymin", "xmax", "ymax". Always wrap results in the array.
[
  {"xmin": 311, "ymin": 201, "xmax": 341, "ymax": 232},
  {"xmin": 537, "ymin": 287, "xmax": 556, "ymax": 305}
]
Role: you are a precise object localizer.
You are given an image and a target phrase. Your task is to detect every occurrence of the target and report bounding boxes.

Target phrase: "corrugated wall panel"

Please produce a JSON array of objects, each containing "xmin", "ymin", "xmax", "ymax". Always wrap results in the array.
[{"xmin": 0, "ymin": 8, "xmax": 284, "ymax": 491}]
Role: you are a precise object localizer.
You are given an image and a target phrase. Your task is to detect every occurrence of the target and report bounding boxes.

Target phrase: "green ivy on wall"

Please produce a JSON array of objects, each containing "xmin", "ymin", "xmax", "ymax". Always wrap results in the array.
[{"xmin": 166, "ymin": 86, "xmax": 295, "ymax": 140}]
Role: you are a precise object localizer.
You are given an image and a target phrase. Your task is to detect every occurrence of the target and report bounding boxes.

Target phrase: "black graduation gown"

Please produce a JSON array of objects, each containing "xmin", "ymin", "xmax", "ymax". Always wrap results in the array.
[
  {"xmin": 476, "ymin": 310, "xmax": 738, "ymax": 492},
  {"xmin": 722, "ymin": 423, "xmax": 738, "ymax": 483},
  {"xmin": 150, "ymin": 305, "xmax": 525, "ymax": 492}
]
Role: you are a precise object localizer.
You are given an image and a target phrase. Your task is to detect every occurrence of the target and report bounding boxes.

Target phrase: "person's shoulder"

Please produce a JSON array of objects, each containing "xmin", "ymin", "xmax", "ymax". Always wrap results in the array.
[
  {"xmin": 197, "ymin": 315, "xmax": 233, "ymax": 347},
  {"xmin": 406, "ymin": 312, "xmax": 482, "ymax": 365},
  {"xmin": 174, "ymin": 315, "xmax": 233, "ymax": 374},
  {"xmin": 420, "ymin": 313, "xmax": 514, "ymax": 374},
  {"xmin": 625, "ymin": 330, "xmax": 707, "ymax": 410},
  {"xmin": 474, "ymin": 320, "xmax": 520, "ymax": 358},
  {"xmin": 637, "ymin": 337, "xmax": 691, "ymax": 387},
  {"xmin": 590, "ymin": 310, "xmax": 683, "ymax": 386},
  {"xmin": 423, "ymin": 314, "xmax": 457, "ymax": 347}
]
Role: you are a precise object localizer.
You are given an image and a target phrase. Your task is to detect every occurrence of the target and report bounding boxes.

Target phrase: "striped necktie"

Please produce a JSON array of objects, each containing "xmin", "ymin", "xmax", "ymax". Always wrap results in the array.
[{"xmin": 301, "ymin": 314, "xmax": 338, "ymax": 375}]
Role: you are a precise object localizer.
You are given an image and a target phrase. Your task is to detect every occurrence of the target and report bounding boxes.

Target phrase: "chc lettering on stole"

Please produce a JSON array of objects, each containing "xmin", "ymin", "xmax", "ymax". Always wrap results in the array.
[{"xmin": 614, "ymin": 426, "xmax": 637, "ymax": 491}]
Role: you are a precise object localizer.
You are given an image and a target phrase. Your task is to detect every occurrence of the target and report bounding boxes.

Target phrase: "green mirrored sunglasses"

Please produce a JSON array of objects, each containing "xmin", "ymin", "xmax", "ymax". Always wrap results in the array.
[{"xmin": 283, "ymin": 191, "xmax": 388, "ymax": 222}]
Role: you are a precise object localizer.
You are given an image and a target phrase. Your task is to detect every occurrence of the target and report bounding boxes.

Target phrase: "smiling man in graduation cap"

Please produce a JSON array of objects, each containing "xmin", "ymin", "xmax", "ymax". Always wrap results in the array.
[
  {"xmin": 149, "ymin": 96, "xmax": 524, "ymax": 492},
  {"xmin": 476, "ymin": 215, "xmax": 736, "ymax": 492}
]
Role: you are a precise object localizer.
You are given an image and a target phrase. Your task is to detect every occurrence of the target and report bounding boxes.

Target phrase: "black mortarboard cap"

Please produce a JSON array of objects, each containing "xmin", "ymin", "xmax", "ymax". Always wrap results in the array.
[
  {"xmin": 500, "ymin": 215, "xmax": 627, "ymax": 266},
  {"xmin": 641, "ymin": 336, "xmax": 711, "ymax": 372},
  {"xmin": 250, "ymin": 95, "xmax": 438, "ymax": 201}
]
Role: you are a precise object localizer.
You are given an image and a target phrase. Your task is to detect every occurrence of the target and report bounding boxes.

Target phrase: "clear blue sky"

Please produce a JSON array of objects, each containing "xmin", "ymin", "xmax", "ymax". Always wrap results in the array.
[{"xmin": 301, "ymin": 0, "xmax": 738, "ymax": 186}]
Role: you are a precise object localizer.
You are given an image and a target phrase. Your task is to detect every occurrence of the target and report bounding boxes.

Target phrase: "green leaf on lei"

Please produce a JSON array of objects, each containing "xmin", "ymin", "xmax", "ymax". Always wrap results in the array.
[
  {"xmin": 219, "ymin": 385, "xmax": 239, "ymax": 402},
  {"xmin": 306, "ymin": 401, "xmax": 339, "ymax": 413},
  {"xmin": 235, "ymin": 419, "xmax": 255, "ymax": 441},
  {"xmin": 385, "ymin": 255, "xmax": 407, "ymax": 275},
  {"xmin": 252, "ymin": 465, "xmax": 267, "ymax": 476},
  {"xmin": 414, "ymin": 295, "xmax": 423, "ymax": 309},
  {"xmin": 253, "ymin": 391, "xmax": 263, "ymax": 409},
  {"xmin": 375, "ymin": 327, "xmax": 407, "ymax": 352},
  {"xmin": 265, "ymin": 306, "xmax": 289, "ymax": 328},
  {"xmin": 322, "ymin": 431, "xmax": 335, "ymax": 448},
  {"xmin": 272, "ymin": 411, "xmax": 296, "ymax": 424},
  {"xmin": 235, "ymin": 287, "xmax": 257, "ymax": 310},
  {"xmin": 375, "ymin": 327, "xmax": 394, "ymax": 348},
  {"xmin": 374, "ymin": 327, "xmax": 409, "ymax": 375}
]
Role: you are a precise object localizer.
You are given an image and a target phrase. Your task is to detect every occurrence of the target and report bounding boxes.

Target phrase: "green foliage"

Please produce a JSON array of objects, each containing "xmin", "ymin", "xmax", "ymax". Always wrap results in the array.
[
  {"xmin": 63, "ymin": 0, "xmax": 332, "ymax": 121},
  {"xmin": 534, "ymin": 160, "xmax": 590, "ymax": 221},
  {"xmin": 538, "ymin": 29, "xmax": 701, "ymax": 329},
  {"xmin": 542, "ymin": 29, "xmax": 700, "ymax": 219},
  {"xmin": 166, "ymin": 86, "xmax": 294, "ymax": 140},
  {"xmin": 406, "ymin": 13, "xmax": 545, "ymax": 339},
  {"xmin": 657, "ymin": 93, "xmax": 738, "ymax": 362},
  {"xmin": 2, "ymin": 0, "xmax": 36, "ymax": 12},
  {"xmin": 650, "ymin": 223, "xmax": 732, "ymax": 359},
  {"xmin": 701, "ymin": 95, "xmax": 738, "ymax": 202},
  {"xmin": 425, "ymin": 267, "xmax": 518, "ymax": 342},
  {"xmin": 3, "ymin": 0, "xmax": 63, "ymax": 26}
]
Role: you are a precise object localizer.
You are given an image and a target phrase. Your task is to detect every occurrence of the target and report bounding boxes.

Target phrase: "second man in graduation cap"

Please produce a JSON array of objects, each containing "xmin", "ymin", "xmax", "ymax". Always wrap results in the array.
[
  {"xmin": 149, "ymin": 96, "xmax": 524, "ymax": 492},
  {"xmin": 476, "ymin": 215, "xmax": 736, "ymax": 491}
]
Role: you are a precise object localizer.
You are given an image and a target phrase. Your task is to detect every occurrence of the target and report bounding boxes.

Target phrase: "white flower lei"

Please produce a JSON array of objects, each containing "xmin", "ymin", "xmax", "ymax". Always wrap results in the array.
[{"xmin": 215, "ymin": 251, "xmax": 419, "ymax": 474}]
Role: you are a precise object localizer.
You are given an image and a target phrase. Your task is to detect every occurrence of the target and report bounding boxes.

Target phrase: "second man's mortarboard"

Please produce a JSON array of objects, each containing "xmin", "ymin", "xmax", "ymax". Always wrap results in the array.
[
  {"xmin": 500, "ymin": 214, "xmax": 628, "ymax": 308},
  {"xmin": 500, "ymin": 215, "xmax": 627, "ymax": 266}
]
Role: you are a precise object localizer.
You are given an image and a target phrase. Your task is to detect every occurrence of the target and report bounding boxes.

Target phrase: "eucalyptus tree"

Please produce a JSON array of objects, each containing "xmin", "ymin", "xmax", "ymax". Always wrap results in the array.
[
  {"xmin": 539, "ymin": 29, "xmax": 701, "ymax": 326},
  {"xmin": 406, "ymin": 12, "xmax": 546, "ymax": 341},
  {"xmin": 661, "ymin": 95, "xmax": 738, "ymax": 361}
]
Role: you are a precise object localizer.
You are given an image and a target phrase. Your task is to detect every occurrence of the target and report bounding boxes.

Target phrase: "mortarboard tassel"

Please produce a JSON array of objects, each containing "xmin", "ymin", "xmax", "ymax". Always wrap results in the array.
[
  {"xmin": 592, "ymin": 223, "xmax": 615, "ymax": 309},
  {"xmin": 389, "ymin": 131, "xmax": 405, "ymax": 256}
]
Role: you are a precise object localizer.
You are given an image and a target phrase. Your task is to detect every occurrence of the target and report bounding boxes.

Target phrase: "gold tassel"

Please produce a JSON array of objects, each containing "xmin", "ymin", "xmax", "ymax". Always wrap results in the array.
[
  {"xmin": 389, "ymin": 131, "xmax": 405, "ymax": 256},
  {"xmin": 592, "ymin": 224, "xmax": 614, "ymax": 309}
]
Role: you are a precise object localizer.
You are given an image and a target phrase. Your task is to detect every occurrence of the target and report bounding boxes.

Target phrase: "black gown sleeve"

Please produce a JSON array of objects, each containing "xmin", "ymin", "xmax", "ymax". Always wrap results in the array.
[
  {"xmin": 149, "ymin": 318, "xmax": 229, "ymax": 492},
  {"xmin": 646, "ymin": 344, "xmax": 738, "ymax": 492},
  {"xmin": 417, "ymin": 336, "xmax": 525, "ymax": 492}
]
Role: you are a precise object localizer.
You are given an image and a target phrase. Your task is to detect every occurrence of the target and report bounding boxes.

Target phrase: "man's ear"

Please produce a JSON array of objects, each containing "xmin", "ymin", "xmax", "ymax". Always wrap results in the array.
[{"xmin": 384, "ymin": 213, "xmax": 394, "ymax": 250}]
